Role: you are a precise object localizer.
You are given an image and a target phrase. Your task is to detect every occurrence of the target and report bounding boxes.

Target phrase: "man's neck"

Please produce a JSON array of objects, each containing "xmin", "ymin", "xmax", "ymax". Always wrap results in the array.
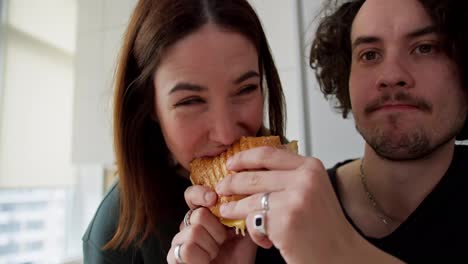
[{"xmin": 361, "ymin": 140, "xmax": 455, "ymax": 221}]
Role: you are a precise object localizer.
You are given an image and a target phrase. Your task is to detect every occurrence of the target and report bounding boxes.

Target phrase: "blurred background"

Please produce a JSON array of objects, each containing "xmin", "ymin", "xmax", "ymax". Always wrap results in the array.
[{"xmin": 0, "ymin": 0, "xmax": 363, "ymax": 263}]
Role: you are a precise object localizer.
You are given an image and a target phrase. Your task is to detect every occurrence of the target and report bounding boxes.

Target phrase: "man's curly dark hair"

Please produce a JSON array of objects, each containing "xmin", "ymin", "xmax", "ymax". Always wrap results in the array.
[{"xmin": 309, "ymin": 0, "xmax": 468, "ymax": 140}]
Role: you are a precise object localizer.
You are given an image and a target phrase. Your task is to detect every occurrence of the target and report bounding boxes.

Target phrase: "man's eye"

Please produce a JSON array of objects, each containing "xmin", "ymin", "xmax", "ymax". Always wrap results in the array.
[
  {"xmin": 238, "ymin": 85, "xmax": 258, "ymax": 95},
  {"xmin": 174, "ymin": 97, "xmax": 204, "ymax": 107},
  {"xmin": 360, "ymin": 51, "xmax": 380, "ymax": 61},
  {"xmin": 415, "ymin": 44, "xmax": 434, "ymax": 54}
]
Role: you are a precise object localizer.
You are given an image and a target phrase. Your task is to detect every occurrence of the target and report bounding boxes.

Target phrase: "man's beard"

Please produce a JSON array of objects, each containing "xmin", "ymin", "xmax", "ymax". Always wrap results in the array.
[
  {"xmin": 356, "ymin": 117, "xmax": 456, "ymax": 161},
  {"xmin": 355, "ymin": 92, "xmax": 466, "ymax": 161}
]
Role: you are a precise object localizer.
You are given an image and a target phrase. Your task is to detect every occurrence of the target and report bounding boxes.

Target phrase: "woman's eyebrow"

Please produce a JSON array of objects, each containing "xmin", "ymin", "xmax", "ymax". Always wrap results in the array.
[
  {"xmin": 233, "ymin": 70, "xmax": 260, "ymax": 84},
  {"xmin": 168, "ymin": 83, "xmax": 207, "ymax": 95}
]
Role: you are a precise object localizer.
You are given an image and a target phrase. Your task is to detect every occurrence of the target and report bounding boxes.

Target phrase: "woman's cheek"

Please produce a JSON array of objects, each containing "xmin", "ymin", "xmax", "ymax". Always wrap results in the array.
[{"xmin": 172, "ymin": 114, "xmax": 208, "ymax": 166}]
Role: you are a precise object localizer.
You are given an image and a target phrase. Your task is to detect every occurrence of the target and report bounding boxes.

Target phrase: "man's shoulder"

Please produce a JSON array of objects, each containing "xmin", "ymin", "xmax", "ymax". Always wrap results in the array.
[
  {"xmin": 452, "ymin": 144, "xmax": 468, "ymax": 171},
  {"xmin": 450, "ymin": 144, "xmax": 468, "ymax": 182},
  {"xmin": 327, "ymin": 159, "xmax": 357, "ymax": 177},
  {"xmin": 326, "ymin": 159, "xmax": 358, "ymax": 195},
  {"xmin": 455, "ymin": 144, "xmax": 468, "ymax": 157}
]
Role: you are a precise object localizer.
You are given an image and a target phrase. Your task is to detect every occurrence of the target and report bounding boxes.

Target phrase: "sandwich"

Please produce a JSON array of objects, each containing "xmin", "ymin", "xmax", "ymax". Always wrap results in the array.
[{"xmin": 189, "ymin": 136, "xmax": 298, "ymax": 235}]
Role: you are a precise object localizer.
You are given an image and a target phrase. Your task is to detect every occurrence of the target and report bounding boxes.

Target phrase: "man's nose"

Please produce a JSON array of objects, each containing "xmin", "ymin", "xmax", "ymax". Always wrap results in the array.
[
  {"xmin": 208, "ymin": 106, "xmax": 240, "ymax": 146},
  {"xmin": 376, "ymin": 56, "xmax": 415, "ymax": 90}
]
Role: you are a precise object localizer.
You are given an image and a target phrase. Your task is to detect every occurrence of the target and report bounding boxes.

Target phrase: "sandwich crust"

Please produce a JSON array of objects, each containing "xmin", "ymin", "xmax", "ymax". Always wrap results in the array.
[{"xmin": 190, "ymin": 136, "xmax": 282, "ymax": 234}]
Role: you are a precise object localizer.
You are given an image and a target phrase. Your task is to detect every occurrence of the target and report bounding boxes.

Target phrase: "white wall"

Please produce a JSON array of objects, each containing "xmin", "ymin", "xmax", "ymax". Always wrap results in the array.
[
  {"xmin": 299, "ymin": 0, "xmax": 364, "ymax": 167},
  {"xmin": 70, "ymin": 0, "xmax": 130, "ymax": 258},
  {"xmin": 7, "ymin": 0, "xmax": 76, "ymax": 54},
  {"xmin": 248, "ymin": 0, "xmax": 308, "ymax": 155},
  {"xmin": 72, "ymin": 0, "xmax": 134, "ymax": 165},
  {"xmin": 0, "ymin": 0, "xmax": 76, "ymax": 188}
]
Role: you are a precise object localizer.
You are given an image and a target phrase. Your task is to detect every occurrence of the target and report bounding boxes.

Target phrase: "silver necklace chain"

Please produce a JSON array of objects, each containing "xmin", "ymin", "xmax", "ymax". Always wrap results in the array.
[{"xmin": 359, "ymin": 159, "xmax": 394, "ymax": 225}]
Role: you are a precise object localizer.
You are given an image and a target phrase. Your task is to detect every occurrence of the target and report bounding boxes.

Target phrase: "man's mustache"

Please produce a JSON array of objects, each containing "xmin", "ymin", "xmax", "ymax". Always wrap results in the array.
[{"xmin": 364, "ymin": 92, "xmax": 432, "ymax": 115}]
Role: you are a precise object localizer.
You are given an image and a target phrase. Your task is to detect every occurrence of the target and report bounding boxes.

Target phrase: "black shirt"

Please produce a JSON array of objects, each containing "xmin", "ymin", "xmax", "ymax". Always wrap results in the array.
[{"xmin": 328, "ymin": 144, "xmax": 468, "ymax": 263}]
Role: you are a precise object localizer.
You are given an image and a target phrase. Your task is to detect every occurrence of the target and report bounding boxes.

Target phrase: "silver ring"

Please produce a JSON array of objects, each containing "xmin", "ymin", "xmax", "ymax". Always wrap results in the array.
[
  {"xmin": 253, "ymin": 212, "xmax": 267, "ymax": 236},
  {"xmin": 261, "ymin": 192, "xmax": 270, "ymax": 211},
  {"xmin": 183, "ymin": 209, "xmax": 193, "ymax": 228},
  {"xmin": 174, "ymin": 243, "xmax": 185, "ymax": 264}
]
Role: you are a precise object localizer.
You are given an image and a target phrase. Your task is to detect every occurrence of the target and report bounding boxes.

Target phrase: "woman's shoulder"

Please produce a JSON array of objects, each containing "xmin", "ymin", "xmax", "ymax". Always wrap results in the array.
[
  {"xmin": 83, "ymin": 182, "xmax": 121, "ymax": 246},
  {"xmin": 82, "ymin": 181, "xmax": 168, "ymax": 262},
  {"xmin": 82, "ymin": 182, "xmax": 141, "ymax": 263}
]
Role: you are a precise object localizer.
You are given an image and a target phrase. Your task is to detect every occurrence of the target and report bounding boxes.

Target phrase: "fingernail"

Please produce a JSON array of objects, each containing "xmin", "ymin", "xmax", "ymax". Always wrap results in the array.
[
  {"xmin": 205, "ymin": 192, "xmax": 216, "ymax": 204},
  {"xmin": 215, "ymin": 181, "xmax": 223, "ymax": 194},
  {"xmin": 219, "ymin": 204, "xmax": 227, "ymax": 215},
  {"xmin": 226, "ymin": 158, "xmax": 233, "ymax": 169}
]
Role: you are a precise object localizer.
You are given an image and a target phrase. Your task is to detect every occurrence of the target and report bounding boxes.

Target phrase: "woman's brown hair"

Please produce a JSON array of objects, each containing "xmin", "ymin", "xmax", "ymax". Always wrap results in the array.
[
  {"xmin": 107, "ymin": 0, "xmax": 285, "ymax": 250},
  {"xmin": 310, "ymin": 0, "xmax": 468, "ymax": 139}
]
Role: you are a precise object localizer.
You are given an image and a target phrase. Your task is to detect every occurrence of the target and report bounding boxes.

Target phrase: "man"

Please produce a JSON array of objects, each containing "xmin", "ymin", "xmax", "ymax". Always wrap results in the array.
[{"xmin": 310, "ymin": 0, "xmax": 468, "ymax": 262}]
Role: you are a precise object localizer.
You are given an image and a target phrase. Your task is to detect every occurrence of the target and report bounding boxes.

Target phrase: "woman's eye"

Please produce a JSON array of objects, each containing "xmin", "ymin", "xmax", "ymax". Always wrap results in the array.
[
  {"xmin": 360, "ymin": 51, "xmax": 380, "ymax": 61},
  {"xmin": 238, "ymin": 85, "xmax": 258, "ymax": 95},
  {"xmin": 174, "ymin": 97, "xmax": 204, "ymax": 107}
]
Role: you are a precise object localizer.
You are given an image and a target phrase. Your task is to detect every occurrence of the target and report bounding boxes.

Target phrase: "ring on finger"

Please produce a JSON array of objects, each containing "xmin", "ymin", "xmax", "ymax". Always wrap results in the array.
[
  {"xmin": 183, "ymin": 209, "xmax": 194, "ymax": 228},
  {"xmin": 174, "ymin": 243, "xmax": 185, "ymax": 264},
  {"xmin": 261, "ymin": 192, "xmax": 271, "ymax": 211},
  {"xmin": 253, "ymin": 211, "xmax": 268, "ymax": 236}
]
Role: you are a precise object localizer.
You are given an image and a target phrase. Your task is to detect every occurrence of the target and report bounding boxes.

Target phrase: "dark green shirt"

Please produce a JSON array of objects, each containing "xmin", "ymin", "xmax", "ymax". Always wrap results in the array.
[
  {"xmin": 82, "ymin": 182, "xmax": 169, "ymax": 263},
  {"xmin": 82, "ymin": 180, "xmax": 285, "ymax": 263}
]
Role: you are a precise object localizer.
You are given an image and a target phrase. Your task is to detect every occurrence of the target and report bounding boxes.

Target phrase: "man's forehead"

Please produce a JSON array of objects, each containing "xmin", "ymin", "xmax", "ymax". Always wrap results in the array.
[{"xmin": 351, "ymin": 0, "xmax": 433, "ymax": 41}]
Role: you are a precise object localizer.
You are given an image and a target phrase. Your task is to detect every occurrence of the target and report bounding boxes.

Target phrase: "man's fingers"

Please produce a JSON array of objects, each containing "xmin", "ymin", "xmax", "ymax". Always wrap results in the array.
[
  {"xmin": 219, "ymin": 192, "xmax": 280, "ymax": 220},
  {"xmin": 245, "ymin": 211, "xmax": 273, "ymax": 249},
  {"xmin": 226, "ymin": 146, "xmax": 304, "ymax": 172},
  {"xmin": 216, "ymin": 170, "xmax": 288, "ymax": 196}
]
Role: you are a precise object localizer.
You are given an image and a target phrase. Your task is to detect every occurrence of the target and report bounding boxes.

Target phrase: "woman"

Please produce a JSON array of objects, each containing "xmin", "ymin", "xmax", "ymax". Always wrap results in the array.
[{"xmin": 82, "ymin": 0, "xmax": 286, "ymax": 263}]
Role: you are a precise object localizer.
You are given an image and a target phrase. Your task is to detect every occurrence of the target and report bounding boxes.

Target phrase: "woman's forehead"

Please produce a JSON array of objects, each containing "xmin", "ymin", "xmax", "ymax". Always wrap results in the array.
[{"xmin": 154, "ymin": 24, "xmax": 259, "ymax": 94}]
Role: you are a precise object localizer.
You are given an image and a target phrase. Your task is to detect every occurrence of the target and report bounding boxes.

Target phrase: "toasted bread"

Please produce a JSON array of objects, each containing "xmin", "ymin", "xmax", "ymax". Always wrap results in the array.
[{"xmin": 190, "ymin": 136, "xmax": 298, "ymax": 235}]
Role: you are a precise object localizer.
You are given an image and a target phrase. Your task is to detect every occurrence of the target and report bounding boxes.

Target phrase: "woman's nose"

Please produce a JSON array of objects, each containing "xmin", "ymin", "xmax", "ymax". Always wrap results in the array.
[{"xmin": 208, "ymin": 107, "xmax": 240, "ymax": 146}]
